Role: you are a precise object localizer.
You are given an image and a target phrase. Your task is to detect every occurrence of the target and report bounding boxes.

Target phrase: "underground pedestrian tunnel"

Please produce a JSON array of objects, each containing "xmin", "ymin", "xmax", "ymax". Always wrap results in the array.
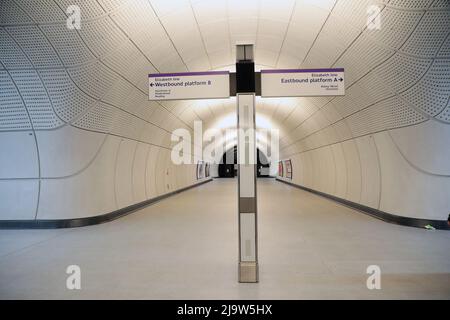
[{"xmin": 0, "ymin": 0, "xmax": 449, "ymax": 299}]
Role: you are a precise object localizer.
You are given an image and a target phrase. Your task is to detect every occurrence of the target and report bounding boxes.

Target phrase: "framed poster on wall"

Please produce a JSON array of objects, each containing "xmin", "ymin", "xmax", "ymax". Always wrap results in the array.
[
  {"xmin": 205, "ymin": 163, "xmax": 210, "ymax": 178},
  {"xmin": 285, "ymin": 160, "xmax": 292, "ymax": 179},
  {"xmin": 278, "ymin": 161, "xmax": 284, "ymax": 178},
  {"xmin": 197, "ymin": 161, "xmax": 205, "ymax": 180}
]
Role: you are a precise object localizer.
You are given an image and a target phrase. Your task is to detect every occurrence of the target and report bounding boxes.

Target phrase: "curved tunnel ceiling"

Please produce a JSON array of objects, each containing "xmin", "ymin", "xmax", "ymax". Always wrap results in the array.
[{"xmin": 0, "ymin": 0, "xmax": 449, "ymax": 223}]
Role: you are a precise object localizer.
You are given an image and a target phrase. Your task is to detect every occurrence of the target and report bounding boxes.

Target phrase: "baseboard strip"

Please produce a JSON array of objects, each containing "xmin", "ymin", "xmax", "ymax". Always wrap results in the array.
[
  {"xmin": 276, "ymin": 179, "xmax": 449, "ymax": 231},
  {"xmin": 0, "ymin": 179, "xmax": 213, "ymax": 230}
]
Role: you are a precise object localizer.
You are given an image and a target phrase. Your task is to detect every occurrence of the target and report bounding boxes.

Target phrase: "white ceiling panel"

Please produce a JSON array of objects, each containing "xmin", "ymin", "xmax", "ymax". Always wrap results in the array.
[
  {"xmin": 259, "ymin": 0, "xmax": 295, "ymax": 21},
  {"xmin": 15, "ymin": 0, "xmax": 66, "ymax": 23},
  {"xmin": 192, "ymin": 0, "xmax": 228, "ymax": 25},
  {"xmin": 209, "ymin": 50, "xmax": 233, "ymax": 68},
  {"xmin": 227, "ymin": 0, "xmax": 259, "ymax": 18},
  {"xmin": 229, "ymin": 18, "xmax": 258, "ymax": 36},
  {"xmin": 150, "ymin": 0, "xmax": 191, "ymax": 17},
  {"xmin": 199, "ymin": 21, "xmax": 230, "ymax": 53}
]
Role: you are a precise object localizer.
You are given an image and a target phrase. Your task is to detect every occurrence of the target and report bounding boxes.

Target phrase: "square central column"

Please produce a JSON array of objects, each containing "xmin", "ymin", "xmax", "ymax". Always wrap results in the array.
[{"xmin": 236, "ymin": 44, "xmax": 258, "ymax": 283}]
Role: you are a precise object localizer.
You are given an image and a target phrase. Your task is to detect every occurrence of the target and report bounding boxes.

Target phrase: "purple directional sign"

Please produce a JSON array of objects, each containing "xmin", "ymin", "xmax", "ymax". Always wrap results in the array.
[
  {"xmin": 261, "ymin": 68, "xmax": 345, "ymax": 97},
  {"xmin": 149, "ymin": 71, "xmax": 230, "ymax": 101}
]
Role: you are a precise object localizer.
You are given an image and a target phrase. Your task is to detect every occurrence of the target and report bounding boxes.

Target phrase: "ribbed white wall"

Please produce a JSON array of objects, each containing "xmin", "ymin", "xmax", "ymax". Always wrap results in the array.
[
  {"xmin": 279, "ymin": 121, "xmax": 450, "ymax": 220},
  {"xmin": 0, "ymin": 125, "xmax": 203, "ymax": 220},
  {"xmin": 274, "ymin": 1, "xmax": 450, "ymax": 221},
  {"xmin": 0, "ymin": 0, "xmax": 207, "ymax": 221},
  {"xmin": 1, "ymin": 0, "xmax": 449, "ymax": 222}
]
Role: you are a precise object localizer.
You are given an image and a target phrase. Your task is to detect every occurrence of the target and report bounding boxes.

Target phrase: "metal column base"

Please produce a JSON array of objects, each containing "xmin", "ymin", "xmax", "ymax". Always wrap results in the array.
[{"xmin": 239, "ymin": 262, "xmax": 259, "ymax": 283}]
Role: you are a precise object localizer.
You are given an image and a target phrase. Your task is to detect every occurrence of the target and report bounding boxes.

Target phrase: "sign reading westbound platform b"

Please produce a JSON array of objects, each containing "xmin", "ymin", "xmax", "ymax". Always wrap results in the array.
[
  {"xmin": 149, "ymin": 71, "xmax": 230, "ymax": 101},
  {"xmin": 261, "ymin": 68, "xmax": 345, "ymax": 98}
]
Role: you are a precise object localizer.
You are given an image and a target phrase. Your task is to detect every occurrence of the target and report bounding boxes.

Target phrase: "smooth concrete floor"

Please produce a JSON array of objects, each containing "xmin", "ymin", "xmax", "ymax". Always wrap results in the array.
[{"xmin": 0, "ymin": 178, "xmax": 449, "ymax": 299}]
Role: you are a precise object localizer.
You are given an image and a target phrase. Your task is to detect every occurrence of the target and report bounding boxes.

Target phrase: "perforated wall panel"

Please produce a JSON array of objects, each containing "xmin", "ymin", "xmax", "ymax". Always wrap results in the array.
[
  {"xmin": 0, "ymin": 71, "xmax": 32, "ymax": 131},
  {"xmin": 39, "ymin": 69, "xmax": 96, "ymax": 122},
  {"xmin": 6, "ymin": 25, "xmax": 63, "ymax": 68},
  {"xmin": 10, "ymin": 70, "xmax": 63, "ymax": 129}
]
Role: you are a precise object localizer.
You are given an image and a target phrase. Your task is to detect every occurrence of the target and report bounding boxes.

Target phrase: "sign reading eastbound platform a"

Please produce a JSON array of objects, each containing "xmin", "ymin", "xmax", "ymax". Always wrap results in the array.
[
  {"xmin": 261, "ymin": 68, "xmax": 345, "ymax": 97},
  {"xmin": 149, "ymin": 71, "xmax": 230, "ymax": 101}
]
